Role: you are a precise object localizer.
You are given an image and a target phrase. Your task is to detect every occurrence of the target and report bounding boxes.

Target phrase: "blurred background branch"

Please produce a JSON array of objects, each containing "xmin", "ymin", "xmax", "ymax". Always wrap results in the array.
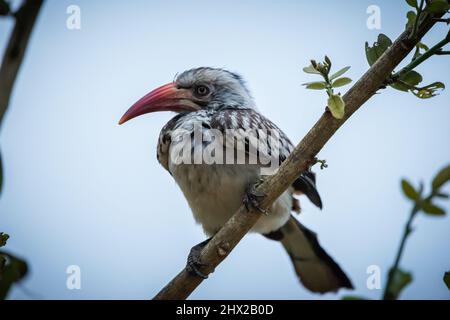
[
  {"xmin": 0, "ymin": 0, "xmax": 43, "ymax": 192},
  {"xmin": 383, "ymin": 165, "xmax": 450, "ymax": 300},
  {"xmin": 344, "ymin": 164, "xmax": 450, "ymax": 300},
  {"xmin": 0, "ymin": 0, "xmax": 44, "ymax": 300}
]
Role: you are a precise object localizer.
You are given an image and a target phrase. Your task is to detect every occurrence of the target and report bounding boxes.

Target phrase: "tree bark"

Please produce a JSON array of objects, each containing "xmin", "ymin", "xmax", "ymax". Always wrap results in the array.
[{"xmin": 153, "ymin": 7, "xmax": 444, "ymax": 300}]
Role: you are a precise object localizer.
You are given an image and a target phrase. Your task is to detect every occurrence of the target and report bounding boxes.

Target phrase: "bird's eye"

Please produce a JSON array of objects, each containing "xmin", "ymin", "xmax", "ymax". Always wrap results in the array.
[{"xmin": 194, "ymin": 85, "xmax": 210, "ymax": 97}]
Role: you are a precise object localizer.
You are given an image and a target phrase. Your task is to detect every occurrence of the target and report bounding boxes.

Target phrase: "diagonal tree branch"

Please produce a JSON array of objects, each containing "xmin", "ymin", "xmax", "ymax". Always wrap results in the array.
[{"xmin": 153, "ymin": 6, "xmax": 445, "ymax": 300}]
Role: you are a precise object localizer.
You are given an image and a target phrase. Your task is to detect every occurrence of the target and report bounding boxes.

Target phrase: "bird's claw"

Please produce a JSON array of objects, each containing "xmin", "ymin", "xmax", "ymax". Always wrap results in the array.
[
  {"xmin": 243, "ymin": 184, "xmax": 268, "ymax": 215},
  {"xmin": 186, "ymin": 238, "xmax": 211, "ymax": 279}
]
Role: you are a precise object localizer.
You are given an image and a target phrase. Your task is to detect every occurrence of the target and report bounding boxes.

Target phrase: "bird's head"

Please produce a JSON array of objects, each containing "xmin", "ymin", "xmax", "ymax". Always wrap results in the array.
[{"xmin": 119, "ymin": 67, "xmax": 255, "ymax": 125}]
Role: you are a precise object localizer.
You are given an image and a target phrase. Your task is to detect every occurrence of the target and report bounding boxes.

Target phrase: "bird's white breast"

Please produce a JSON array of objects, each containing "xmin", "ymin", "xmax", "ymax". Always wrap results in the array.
[
  {"xmin": 168, "ymin": 142, "xmax": 291, "ymax": 236},
  {"xmin": 157, "ymin": 109, "xmax": 293, "ymax": 236}
]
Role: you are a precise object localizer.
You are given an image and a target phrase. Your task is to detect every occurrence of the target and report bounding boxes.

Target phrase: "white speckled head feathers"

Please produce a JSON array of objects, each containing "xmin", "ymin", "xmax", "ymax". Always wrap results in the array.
[{"xmin": 175, "ymin": 67, "xmax": 256, "ymax": 110}]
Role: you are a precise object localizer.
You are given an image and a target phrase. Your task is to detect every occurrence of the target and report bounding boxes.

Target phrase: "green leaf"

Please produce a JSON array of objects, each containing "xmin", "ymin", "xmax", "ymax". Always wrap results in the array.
[
  {"xmin": 406, "ymin": 11, "xmax": 416, "ymax": 29},
  {"xmin": 365, "ymin": 42, "xmax": 377, "ymax": 66},
  {"xmin": 0, "ymin": 252, "xmax": 28, "ymax": 300},
  {"xmin": 330, "ymin": 66, "xmax": 351, "ymax": 80},
  {"xmin": 386, "ymin": 268, "xmax": 413, "ymax": 300},
  {"xmin": 390, "ymin": 70, "xmax": 423, "ymax": 92},
  {"xmin": 315, "ymin": 62, "xmax": 328, "ymax": 76},
  {"xmin": 421, "ymin": 201, "xmax": 446, "ymax": 216},
  {"xmin": 401, "ymin": 70, "xmax": 423, "ymax": 86},
  {"xmin": 416, "ymin": 42, "xmax": 429, "ymax": 51},
  {"xmin": 432, "ymin": 164, "xmax": 450, "ymax": 190},
  {"xmin": 405, "ymin": 0, "xmax": 418, "ymax": 8},
  {"xmin": 444, "ymin": 272, "xmax": 450, "ymax": 290},
  {"xmin": 412, "ymin": 42, "xmax": 429, "ymax": 60},
  {"xmin": 426, "ymin": 0, "xmax": 450, "ymax": 13},
  {"xmin": 365, "ymin": 34, "xmax": 393, "ymax": 66},
  {"xmin": 341, "ymin": 295, "xmax": 369, "ymax": 300},
  {"xmin": 426, "ymin": 82, "xmax": 445, "ymax": 90},
  {"xmin": 332, "ymin": 77, "xmax": 352, "ymax": 88},
  {"xmin": 0, "ymin": 233, "xmax": 8, "ymax": 248},
  {"xmin": 390, "ymin": 81, "xmax": 412, "ymax": 92},
  {"xmin": 412, "ymin": 82, "xmax": 446, "ymax": 99},
  {"xmin": 302, "ymin": 81, "xmax": 327, "ymax": 90},
  {"xmin": 378, "ymin": 34, "xmax": 393, "ymax": 48},
  {"xmin": 327, "ymin": 94, "xmax": 345, "ymax": 119},
  {"xmin": 302, "ymin": 65, "xmax": 321, "ymax": 75},
  {"xmin": 401, "ymin": 179, "xmax": 420, "ymax": 201}
]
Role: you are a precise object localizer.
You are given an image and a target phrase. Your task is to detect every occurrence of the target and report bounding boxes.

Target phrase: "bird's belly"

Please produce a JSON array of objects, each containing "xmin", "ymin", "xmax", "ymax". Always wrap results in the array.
[{"xmin": 170, "ymin": 163, "xmax": 291, "ymax": 236}]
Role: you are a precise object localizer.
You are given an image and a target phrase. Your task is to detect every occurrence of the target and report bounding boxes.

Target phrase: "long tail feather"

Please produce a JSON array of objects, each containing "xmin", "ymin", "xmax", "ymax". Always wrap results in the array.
[{"xmin": 267, "ymin": 215, "xmax": 353, "ymax": 294}]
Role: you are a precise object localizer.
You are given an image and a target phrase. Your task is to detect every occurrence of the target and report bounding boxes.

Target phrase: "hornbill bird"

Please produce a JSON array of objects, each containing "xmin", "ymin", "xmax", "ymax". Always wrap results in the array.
[{"xmin": 119, "ymin": 67, "xmax": 353, "ymax": 293}]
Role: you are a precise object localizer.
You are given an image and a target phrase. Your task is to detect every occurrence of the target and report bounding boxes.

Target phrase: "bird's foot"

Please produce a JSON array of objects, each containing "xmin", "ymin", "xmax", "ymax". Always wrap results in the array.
[
  {"xmin": 186, "ymin": 238, "xmax": 211, "ymax": 279},
  {"xmin": 243, "ymin": 183, "xmax": 268, "ymax": 215}
]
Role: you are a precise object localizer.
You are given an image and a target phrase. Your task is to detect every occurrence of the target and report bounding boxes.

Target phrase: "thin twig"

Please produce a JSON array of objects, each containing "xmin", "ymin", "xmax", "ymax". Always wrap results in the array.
[
  {"xmin": 412, "ymin": 0, "xmax": 425, "ymax": 40},
  {"xmin": 382, "ymin": 205, "xmax": 418, "ymax": 300},
  {"xmin": 433, "ymin": 18, "xmax": 450, "ymax": 24},
  {"xmin": 393, "ymin": 30, "xmax": 450, "ymax": 80},
  {"xmin": 435, "ymin": 50, "xmax": 450, "ymax": 54},
  {"xmin": 382, "ymin": 189, "xmax": 438, "ymax": 300}
]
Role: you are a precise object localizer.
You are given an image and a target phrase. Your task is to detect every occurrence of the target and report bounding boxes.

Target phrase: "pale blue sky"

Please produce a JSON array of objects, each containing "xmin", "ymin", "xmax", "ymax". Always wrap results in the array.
[{"xmin": 0, "ymin": 0, "xmax": 449, "ymax": 299}]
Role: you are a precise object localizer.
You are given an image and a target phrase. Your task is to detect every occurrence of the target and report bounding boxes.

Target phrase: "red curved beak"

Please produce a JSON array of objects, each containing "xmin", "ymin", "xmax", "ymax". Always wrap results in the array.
[{"xmin": 119, "ymin": 83, "xmax": 199, "ymax": 125}]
